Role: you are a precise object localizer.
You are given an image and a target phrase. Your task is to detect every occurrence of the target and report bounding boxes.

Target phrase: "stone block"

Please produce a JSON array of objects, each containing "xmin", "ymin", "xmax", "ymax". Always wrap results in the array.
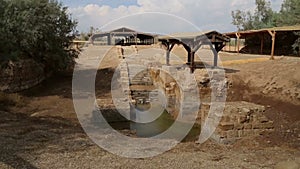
[
  {"xmin": 253, "ymin": 129, "xmax": 264, "ymax": 135},
  {"xmin": 243, "ymin": 129, "xmax": 254, "ymax": 137},
  {"xmin": 244, "ymin": 123, "xmax": 252, "ymax": 129},
  {"xmin": 258, "ymin": 116, "xmax": 270, "ymax": 123},
  {"xmin": 219, "ymin": 122, "xmax": 234, "ymax": 131},
  {"xmin": 216, "ymin": 130, "xmax": 227, "ymax": 139},
  {"xmin": 234, "ymin": 123, "xmax": 244, "ymax": 130},
  {"xmin": 238, "ymin": 130, "xmax": 243, "ymax": 137},
  {"xmin": 226, "ymin": 130, "xmax": 238, "ymax": 138},
  {"xmin": 252, "ymin": 121, "xmax": 274, "ymax": 130},
  {"xmin": 252, "ymin": 123, "xmax": 264, "ymax": 129},
  {"xmin": 220, "ymin": 116, "xmax": 231, "ymax": 123},
  {"xmin": 237, "ymin": 115, "xmax": 248, "ymax": 124},
  {"xmin": 241, "ymin": 107, "xmax": 251, "ymax": 114},
  {"xmin": 262, "ymin": 121, "xmax": 274, "ymax": 129}
]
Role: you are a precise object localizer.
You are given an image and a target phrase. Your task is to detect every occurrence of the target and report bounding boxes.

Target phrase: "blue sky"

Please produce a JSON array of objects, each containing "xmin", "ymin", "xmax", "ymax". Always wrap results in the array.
[{"xmin": 61, "ymin": 0, "xmax": 284, "ymax": 34}]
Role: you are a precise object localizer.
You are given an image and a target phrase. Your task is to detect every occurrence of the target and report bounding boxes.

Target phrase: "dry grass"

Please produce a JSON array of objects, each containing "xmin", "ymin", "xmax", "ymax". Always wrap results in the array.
[{"xmin": 222, "ymin": 57, "xmax": 269, "ymax": 66}]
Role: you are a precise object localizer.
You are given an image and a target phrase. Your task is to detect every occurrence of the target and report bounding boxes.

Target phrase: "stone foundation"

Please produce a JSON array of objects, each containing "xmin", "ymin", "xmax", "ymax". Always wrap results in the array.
[
  {"xmin": 201, "ymin": 101, "xmax": 274, "ymax": 144},
  {"xmin": 107, "ymin": 49, "xmax": 274, "ymax": 144}
]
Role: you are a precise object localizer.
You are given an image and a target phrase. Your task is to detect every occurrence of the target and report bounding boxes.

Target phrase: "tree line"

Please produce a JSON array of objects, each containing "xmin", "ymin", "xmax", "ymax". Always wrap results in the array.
[{"xmin": 232, "ymin": 0, "xmax": 300, "ymax": 31}]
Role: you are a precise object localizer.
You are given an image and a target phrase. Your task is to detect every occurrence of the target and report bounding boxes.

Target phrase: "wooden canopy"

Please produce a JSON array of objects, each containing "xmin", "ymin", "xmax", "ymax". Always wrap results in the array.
[
  {"xmin": 225, "ymin": 25, "xmax": 300, "ymax": 59},
  {"xmin": 90, "ymin": 27, "xmax": 155, "ymax": 46},
  {"xmin": 158, "ymin": 31, "xmax": 230, "ymax": 72}
]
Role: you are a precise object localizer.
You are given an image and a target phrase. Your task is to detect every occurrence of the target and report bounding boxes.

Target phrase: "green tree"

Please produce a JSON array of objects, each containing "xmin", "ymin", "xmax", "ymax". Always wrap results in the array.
[
  {"xmin": 231, "ymin": 0, "xmax": 275, "ymax": 31},
  {"xmin": 232, "ymin": 10, "xmax": 254, "ymax": 31},
  {"xmin": 0, "ymin": 0, "xmax": 78, "ymax": 71},
  {"xmin": 231, "ymin": 0, "xmax": 300, "ymax": 56},
  {"xmin": 253, "ymin": 0, "xmax": 274, "ymax": 28},
  {"xmin": 277, "ymin": 0, "xmax": 300, "ymax": 26}
]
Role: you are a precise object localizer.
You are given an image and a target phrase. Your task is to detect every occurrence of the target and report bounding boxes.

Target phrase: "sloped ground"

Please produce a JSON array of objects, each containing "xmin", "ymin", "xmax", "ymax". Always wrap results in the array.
[
  {"xmin": 226, "ymin": 57, "xmax": 300, "ymax": 149},
  {"xmin": 0, "ymin": 47, "xmax": 299, "ymax": 168}
]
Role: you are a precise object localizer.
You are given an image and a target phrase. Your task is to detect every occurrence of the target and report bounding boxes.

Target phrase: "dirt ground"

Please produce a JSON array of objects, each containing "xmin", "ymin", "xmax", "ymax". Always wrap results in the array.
[{"xmin": 0, "ymin": 48, "xmax": 299, "ymax": 168}]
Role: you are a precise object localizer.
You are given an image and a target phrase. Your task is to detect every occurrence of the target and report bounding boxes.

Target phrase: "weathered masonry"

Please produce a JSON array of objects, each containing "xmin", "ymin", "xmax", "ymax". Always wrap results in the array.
[
  {"xmin": 201, "ymin": 102, "xmax": 274, "ymax": 144},
  {"xmin": 89, "ymin": 27, "xmax": 155, "ymax": 46},
  {"xmin": 92, "ymin": 45, "xmax": 275, "ymax": 144},
  {"xmin": 158, "ymin": 31, "xmax": 230, "ymax": 72}
]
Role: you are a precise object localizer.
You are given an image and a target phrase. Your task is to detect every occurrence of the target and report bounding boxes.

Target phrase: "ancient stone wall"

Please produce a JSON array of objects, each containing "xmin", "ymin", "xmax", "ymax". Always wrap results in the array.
[
  {"xmin": 111, "ymin": 48, "xmax": 274, "ymax": 144},
  {"xmin": 201, "ymin": 101, "xmax": 274, "ymax": 144},
  {"xmin": 0, "ymin": 60, "xmax": 45, "ymax": 92},
  {"xmin": 149, "ymin": 66, "xmax": 182, "ymax": 118}
]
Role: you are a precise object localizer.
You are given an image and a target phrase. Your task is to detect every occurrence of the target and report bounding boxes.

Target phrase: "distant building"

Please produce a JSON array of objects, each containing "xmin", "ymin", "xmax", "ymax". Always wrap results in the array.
[
  {"xmin": 89, "ymin": 27, "xmax": 155, "ymax": 46},
  {"xmin": 225, "ymin": 25, "xmax": 300, "ymax": 58}
]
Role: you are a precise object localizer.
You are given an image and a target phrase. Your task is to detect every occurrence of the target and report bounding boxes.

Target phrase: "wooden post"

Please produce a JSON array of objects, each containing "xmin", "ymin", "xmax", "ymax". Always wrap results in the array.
[
  {"xmin": 182, "ymin": 44, "xmax": 192, "ymax": 65},
  {"xmin": 268, "ymin": 30, "xmax": 276, "ymax": 60},
  {"xmin": 135, "ymin": 34, "xmax": 138, "ymax": 46},
  {"xmin": 108, "ymin": 34, "xmax": 111, "ymax": 45},
  {"xmin": 191, "ymin": 51, "xmax": 195, "ymax": 72},
  {"xmin": 235, "ymin": 33, "xmax": 241, "ymax": 53},
  {"xmin": 211, "ymin": 44, "xmax": 218, "ymax": 67},
  {"xmin": 164, "ymin": 43, "xmax": 175, "ymax": 66},
  {"xmin": 235, "ymin": 38, "xmax": 237, "ymax": 52},
  {"xmin": 166, "ymin": 50, "xmax": 170, "ymax": 65},
  {"xmin": 260, "ymin": 34, "xmax": 264, "ymax": 55}
]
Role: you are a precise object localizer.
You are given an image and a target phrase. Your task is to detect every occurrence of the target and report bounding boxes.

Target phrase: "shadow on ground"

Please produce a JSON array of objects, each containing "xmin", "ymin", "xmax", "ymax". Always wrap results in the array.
[{"xmin": 0, "ymin": 111, "xmax": 88, "ymax": 169}]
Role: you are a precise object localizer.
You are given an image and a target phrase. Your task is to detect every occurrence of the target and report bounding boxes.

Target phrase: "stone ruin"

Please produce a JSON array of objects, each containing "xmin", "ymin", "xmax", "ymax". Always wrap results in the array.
[
  {"xmin": 96, "ymin": 47, "xmax": 274, "ymax": 144},
  {"xmin": 201, "ymin": 102, "xmax": 274, "ymax": 144}
]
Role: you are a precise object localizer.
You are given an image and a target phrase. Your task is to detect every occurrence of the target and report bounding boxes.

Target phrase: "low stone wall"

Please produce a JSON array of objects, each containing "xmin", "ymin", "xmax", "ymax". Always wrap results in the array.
[
  {"xmin": 201, "ymin": 101, "xmax": 274, "ymax": 144},
  {"xmin": 149, "ymin": 66, "xmax": 182, "ymax": 117},
  {"xmin": 0, "ymin": 60, "xmax": 45, "ymax": 92}
]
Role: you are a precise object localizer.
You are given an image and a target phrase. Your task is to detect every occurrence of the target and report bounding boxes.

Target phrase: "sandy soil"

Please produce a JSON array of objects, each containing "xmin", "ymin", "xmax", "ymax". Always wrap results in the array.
[{"xmin": 0, "ymin": 48, "xmax": 299, "ymax": 169}]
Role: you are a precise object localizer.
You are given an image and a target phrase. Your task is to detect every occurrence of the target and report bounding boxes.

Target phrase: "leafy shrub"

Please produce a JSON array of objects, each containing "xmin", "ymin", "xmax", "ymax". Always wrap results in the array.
[{"xmin": 0, "ymin": 0, "xmax": 78, "ymax": 72}]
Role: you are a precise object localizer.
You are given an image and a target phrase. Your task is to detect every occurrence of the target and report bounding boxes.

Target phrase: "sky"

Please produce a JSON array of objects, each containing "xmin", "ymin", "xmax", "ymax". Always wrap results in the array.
[{"xmin": 60, "ymin": 0, "xmax": 284, "ymax": 34}]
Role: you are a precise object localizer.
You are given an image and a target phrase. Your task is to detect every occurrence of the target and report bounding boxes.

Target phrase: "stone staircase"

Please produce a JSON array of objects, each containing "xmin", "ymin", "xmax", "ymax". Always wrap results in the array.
[{"xmin": 125, "ymin": 51, "xmax": 154, "ymax": 86}]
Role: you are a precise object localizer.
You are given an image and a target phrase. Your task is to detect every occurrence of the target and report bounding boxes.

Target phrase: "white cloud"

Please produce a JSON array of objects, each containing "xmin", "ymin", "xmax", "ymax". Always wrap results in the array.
[{"xmin": 69, "ymin": 0, "xmax": 284, "ymax": 33}]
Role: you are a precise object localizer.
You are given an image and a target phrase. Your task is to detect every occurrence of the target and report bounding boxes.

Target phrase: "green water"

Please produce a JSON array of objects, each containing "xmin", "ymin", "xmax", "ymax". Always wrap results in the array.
[{"xmin": 110, "ymin": 104, "xmax": 201, "ymax": 142}]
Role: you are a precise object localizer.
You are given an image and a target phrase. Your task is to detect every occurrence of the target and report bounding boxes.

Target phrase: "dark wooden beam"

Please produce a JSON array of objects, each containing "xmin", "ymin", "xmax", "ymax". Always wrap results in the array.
[
  {"xmin": 190, "ymin": 51, "xmax": 195, "ymax": 73},
  {"xmin": 192, "ymin": 42, "xmax": 203, "ymax": 52},
  {"xmin": 161, "ymin": 41, "xmax": 177, "ymax": 65},
  {"xmin": 182, "ymin": 43, "xmax": 192, "ymax": 64},
  {"xmin": 166, "ymin": 43, "xmax": 176, "ymax": 65}
]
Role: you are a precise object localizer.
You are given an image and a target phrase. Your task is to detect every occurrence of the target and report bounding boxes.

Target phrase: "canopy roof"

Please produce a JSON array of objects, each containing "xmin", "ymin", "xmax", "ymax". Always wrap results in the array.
[
  {"xmin": 91, "ymin": 27, "xmax": 154, "ymax": 38},
  {"xmin": 158, "ymin": 31, "xmax": 230, "ymax": 43},
  {"xmin": 225, "ymin": 25, "xmax": 300, "ymax": 38}
]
